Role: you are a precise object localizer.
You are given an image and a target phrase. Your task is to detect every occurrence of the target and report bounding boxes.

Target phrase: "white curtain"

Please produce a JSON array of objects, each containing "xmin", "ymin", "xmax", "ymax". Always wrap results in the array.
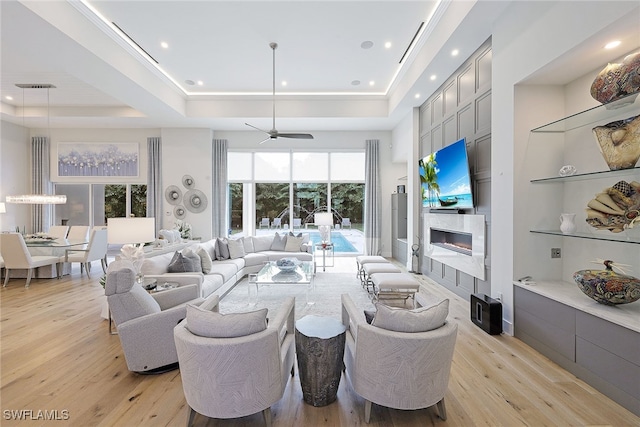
[
  {"xmin": 31, "ymin": 136, "xmax": 52, "ymax": 233},
  {"xmin": 147, "ymin": 137, "xmax": 162, "ymax": 234},
  {"xmin": 212, "ymin": 139, "xmax": 228, "ymax": 237},
  {"xmin": 364, "ymin": 139, "xmax": 381, "ymax": 255}
]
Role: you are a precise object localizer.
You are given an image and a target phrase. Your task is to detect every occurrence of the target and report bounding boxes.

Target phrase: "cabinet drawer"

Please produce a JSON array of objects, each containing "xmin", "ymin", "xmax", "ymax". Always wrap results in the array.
[
  {"xmin": 515, "ymin": 307, "xmax": 575, "ymax": 361},
  {"xmin": 514, "ymin": 287, "xmax": 575, "ymax": 333},
  {"xmin": 576, "ymin": 311, "xmax": 640, "ymax": 366},
  {"xmin": 576, "ymin": 337, "xmax": 640, "ymax": 400}
]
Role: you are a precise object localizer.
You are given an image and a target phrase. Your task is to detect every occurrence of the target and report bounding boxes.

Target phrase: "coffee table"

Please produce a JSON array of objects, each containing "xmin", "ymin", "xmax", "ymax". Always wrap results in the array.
[{"xmin": 252, "ymin": 261, "xmax": 316, "ymax": 304}]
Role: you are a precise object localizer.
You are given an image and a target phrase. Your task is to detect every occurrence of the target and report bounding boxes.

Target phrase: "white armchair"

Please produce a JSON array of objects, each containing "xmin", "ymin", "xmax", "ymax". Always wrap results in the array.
[
  {"xmin": 105, "ymin": 259, "xmax": 204, "ymax": 373},
  {"xmin": 341, "ymin": 293, "xmax": 457, "ymax": 423},
  {"xmin": 174, "ymin": 295, "xmax": 296, "ymax": 426}
]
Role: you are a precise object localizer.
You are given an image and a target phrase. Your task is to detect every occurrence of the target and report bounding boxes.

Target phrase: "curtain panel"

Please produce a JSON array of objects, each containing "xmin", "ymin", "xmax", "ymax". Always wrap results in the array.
[
  {"xmin": 31, "ymin": 136, "xmax": 53, "ymax": 233},
  {"xmin": 364, "ymin": 139, "xmax": 381, "ymax": 255},
  {"xmin": 147, "ymin": 137, "xmax": 162, "ymax": 234},
  {"xmin": 212, "ymin": 139, "xmax": 228, "ymax": 237}
]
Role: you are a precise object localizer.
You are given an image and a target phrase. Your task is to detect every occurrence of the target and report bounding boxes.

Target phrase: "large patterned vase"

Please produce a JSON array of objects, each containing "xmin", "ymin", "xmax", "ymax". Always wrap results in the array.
[{"xmin": 573, "ymin": 260, "xmax": 640, "ymax": 305}]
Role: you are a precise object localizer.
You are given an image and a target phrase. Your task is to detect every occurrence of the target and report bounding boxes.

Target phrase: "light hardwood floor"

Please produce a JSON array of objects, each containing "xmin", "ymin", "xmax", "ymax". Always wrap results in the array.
[{"xmin": 1, "ymin": 258, "xmax": 638, "ymax": 427}]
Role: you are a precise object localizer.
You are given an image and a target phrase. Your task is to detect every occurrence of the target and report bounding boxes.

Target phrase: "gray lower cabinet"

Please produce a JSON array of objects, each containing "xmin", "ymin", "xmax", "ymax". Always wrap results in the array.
[
  {"xmin": 391, "ymin": 193, "xmax": 407, "ymax": 264},
  {"xmin": 514, "ymin": 286, "xmax": 639, "ymax": 416}
]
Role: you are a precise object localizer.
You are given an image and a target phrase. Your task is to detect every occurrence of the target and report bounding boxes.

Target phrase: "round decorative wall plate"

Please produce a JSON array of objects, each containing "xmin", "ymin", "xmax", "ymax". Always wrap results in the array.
[
  {"xmin": 174, "ymin": 205, "xmax": 186, "ymax": 219},
  {"xmin": 182, "ymin": 175, "xmax": 195, "ymax": 189},
  {"xmin": 184, "ymin": 189, "xmax": 208, "ymax": 213},
  {"xmin": 164, "ymin": 185, "xmax": 182, "ymax": 205}
]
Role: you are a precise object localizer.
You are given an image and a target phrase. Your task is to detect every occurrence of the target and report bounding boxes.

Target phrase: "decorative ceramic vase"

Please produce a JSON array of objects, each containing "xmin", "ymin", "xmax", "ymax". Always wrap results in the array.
[
  {"xmin": 592, "ymin": 115, "xmax": 640, "ymax": 170},
  {"xmin": 574, "ymin": 260, "xmax": 640, "ymax": 305},
  {"xmin": 560, "ymin": 213, "xmax": 577, "ymax": 234},
  {"xmin": 590, "ymin": 51, "xmax": 640, "ymax": 104}
]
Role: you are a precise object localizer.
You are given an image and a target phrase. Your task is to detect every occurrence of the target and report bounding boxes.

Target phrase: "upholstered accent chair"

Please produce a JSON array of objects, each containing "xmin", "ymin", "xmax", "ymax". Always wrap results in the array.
[
  {"xmin": 105, "ymin": 259, "xmax": 204, "ymax": 373},
  {"xmin": 1, "ymin": 233, "xmax": 61, "ymax": 288},
  {"xmin": 64, "ymin": 228, "xmax": 108, "ymax": 277},
  {"xmin": 174, "ymin": 295, "xmax": 296, "ymax": 427},
  {"xmin": 341, "ymin": 293, "xmax": 458, "ymax": 423}
]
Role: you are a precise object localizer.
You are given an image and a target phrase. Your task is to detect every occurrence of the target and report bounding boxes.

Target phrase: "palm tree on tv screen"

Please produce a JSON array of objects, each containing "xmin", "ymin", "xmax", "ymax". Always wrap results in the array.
[{"xmin": 420, "ymin": 154, "xmax": 439, "ymax": 207}]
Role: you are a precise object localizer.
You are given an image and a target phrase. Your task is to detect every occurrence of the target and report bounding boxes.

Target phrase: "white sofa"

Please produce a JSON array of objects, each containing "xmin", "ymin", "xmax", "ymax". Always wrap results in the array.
[{"xmin": 141, "ymin": 233, "xmax": 313, "ymax": 298}]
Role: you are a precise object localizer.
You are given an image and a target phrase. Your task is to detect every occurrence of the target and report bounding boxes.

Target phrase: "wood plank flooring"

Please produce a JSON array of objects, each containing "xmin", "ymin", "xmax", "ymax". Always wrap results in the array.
[{"xmin": 1, "ymin": 258, "xmax": 638, "ymax": 426}]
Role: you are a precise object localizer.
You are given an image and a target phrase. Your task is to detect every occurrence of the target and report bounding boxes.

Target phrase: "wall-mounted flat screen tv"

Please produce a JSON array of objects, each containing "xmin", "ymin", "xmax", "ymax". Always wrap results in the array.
[{"xmin": 418, "ymin": 138, "xmax": 474, "ymax": 209}]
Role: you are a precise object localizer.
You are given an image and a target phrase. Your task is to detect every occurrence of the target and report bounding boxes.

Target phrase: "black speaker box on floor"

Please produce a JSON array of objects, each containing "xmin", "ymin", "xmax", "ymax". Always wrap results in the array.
[{"xmin": 470, "ymin": 293, "xmax": 502, "ymax": 335}]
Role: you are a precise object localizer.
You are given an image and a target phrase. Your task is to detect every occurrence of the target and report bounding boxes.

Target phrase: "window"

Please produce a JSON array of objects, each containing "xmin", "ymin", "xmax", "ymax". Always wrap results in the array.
[
  {"xmin": 228, "ymin": 150, "xmax": 364, "ymax": 237},
  {"xmin": 54, "ymin": 183, "xmax": 147, "ymax": 227}
]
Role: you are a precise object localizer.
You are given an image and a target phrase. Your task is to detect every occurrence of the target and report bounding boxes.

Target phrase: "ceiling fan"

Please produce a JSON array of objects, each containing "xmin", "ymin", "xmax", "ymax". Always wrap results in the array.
[{"xmin": 245, "ymin": 42, "xmax": 314, "ymax": 144}]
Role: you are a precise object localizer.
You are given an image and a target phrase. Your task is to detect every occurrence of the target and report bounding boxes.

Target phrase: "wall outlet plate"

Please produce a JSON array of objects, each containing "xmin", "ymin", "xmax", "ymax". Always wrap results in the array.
[{"xmin": 551, "ymin": 248, "xmax": 561, "ymax": 258}]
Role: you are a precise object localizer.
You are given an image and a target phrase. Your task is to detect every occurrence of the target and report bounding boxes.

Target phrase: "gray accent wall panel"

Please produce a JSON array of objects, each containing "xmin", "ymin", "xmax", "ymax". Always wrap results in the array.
[{"xmin": 419, "ymin": 38, "xmax": 492, "ymax": 297}]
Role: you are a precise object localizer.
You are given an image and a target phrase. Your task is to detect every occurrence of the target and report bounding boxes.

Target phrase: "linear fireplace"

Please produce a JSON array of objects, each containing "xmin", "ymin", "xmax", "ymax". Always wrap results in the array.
[
  {"xmin": 424, "ymin": 213, "xmax": 485, "ymax": 280},
  {"xmin": 430, "ymin": 228, "xmax": 472, "ymax": 256}
]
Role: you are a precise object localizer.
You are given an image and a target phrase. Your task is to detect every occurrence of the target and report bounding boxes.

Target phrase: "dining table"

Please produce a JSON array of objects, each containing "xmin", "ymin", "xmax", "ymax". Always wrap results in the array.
[{"xmin": 23, "ymin": 237, "xmax": 89, "ymax": 278}]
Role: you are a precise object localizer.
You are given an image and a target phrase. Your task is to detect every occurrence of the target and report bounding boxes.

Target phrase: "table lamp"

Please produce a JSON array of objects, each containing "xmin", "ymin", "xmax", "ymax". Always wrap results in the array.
[{"xmin": 314, "ymin": 212, "xmax": 333, "ymax": 244}]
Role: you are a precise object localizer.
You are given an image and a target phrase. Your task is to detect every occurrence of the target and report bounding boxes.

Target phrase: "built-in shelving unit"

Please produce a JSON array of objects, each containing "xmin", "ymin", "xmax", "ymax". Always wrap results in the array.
[
  {"xmin": 516, "ymin": 91, "xmax": 640, "ymax": 416},
  {"xmin": 528, "ymin": 92, "xmax": 640, "ymax": 244}
]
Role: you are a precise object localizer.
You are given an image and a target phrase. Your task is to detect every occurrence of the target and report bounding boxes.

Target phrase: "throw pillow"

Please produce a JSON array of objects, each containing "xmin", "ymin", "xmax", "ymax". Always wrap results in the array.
[
  {"xmin": 288, "ymin": 231, "xmax": 302, "ymax": 238},
  {"xmin": 227, "ymin": 238, "xmax": 246, "ymax": 259},
  {"xmin": 167, "ymin": 251, "xmax": 202, "ymax": 273},
  {"xmin": 270, "ymin": 232, "xmax": 287, "ymax": 251},
  {"xmin": 242, "ymin": 237, "xmax": 255, "ymax": 254},
  {"xmin": 186, "ymin": 304, "xmax": 268, "ymax": 338},
  {"xmin": 182, "ymin": 247, "xmax": 203, "ymax": 273},
  {"xmin": 364, "ymin": 309, "xmax": 376, "ymax": 325},
  {"xmin": 372, "ymin": 299, "xmax": 449, "ymax": 333},
  {"xmin": 284, "ymin": 235, "xmax": 304, "ymax": 252},
  {"xmin": 196, "ymin": 245, "xmax": 213, "ymax": 274},
  {"xmin": 215, "ymin": 238, "xmax": 230, "ymax": 260},
  {"xmin": 252, "ymin": 235, "xmax": 273, "ymax": 252}
]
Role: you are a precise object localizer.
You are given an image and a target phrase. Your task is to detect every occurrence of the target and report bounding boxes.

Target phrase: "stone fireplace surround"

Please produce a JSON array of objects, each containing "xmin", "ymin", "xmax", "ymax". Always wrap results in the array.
[{"xmin": 424, "ymin": 213, "xmax": 486, "ymax": 280}]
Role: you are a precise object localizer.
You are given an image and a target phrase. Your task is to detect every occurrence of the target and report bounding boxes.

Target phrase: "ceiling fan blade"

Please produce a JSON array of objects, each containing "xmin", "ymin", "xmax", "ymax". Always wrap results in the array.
[
  {"xmin": 278, "ymin": 133, "xmax": 314, "ymax": 139},
  {"xmin": 258, "ymin": 136, "xmax": 276, "ymax": 145},
  {"xmin": 245, "ymin": 122, "xmax": 269, "ymax": 135}
]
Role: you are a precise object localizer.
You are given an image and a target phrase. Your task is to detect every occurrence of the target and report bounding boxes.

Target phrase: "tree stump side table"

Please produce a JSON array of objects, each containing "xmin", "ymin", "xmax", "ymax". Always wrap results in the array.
[{"xmin": 295, "ymin": 315, "xmax": 346, "ymax": 407}]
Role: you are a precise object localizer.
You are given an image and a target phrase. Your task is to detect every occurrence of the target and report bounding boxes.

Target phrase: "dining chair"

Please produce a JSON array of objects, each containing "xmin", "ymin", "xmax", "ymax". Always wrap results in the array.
[
  {"xmin": 48, "ymin": 225, "xmax": 69, "ymax": 239},
  {"xmin": 1, "ymin": 233, "xmax": 61, "ymax": 288},
  {"xmin": 67, "ymin": 225, "xmax": 90, "ymax": 241},
  {"xmin": 64, "ymin": 228, "xmax": 109, "ymax": 277}
]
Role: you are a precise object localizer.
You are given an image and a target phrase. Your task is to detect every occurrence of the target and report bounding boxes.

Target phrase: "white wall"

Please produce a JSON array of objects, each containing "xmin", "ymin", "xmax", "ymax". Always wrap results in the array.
[
  {"xmin": 0, "ymin": 121, "xmax": 30, "ymax": 232},
  {"xmin": 492, "ymin": 0, "xmax": 639, "ymax": 334},
  {"xmin": 160, "ymin": 128, "xmax": 213, "ymax": 236}
]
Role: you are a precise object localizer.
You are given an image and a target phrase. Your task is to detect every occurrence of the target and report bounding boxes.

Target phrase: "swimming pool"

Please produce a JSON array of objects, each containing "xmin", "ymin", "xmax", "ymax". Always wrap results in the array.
[{"xmin": 306, "ymin": 232, "xmax": 358, "ymax": 253}]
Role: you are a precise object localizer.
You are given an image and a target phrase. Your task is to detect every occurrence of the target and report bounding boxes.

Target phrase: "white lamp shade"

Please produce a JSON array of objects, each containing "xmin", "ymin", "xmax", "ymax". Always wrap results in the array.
[
  {"xmin": 314, "ymin": 212, "xmax": 333, "ymax": 226},
  {"xmin": 108, "ymin": 217, "xmax": 156, "ymax": 244}
]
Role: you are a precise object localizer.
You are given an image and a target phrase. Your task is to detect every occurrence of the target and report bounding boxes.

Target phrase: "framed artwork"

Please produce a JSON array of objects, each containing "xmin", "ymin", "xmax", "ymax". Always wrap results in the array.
[{"xmin": 57, "ymin": 142, "xmax": 139, "ymax": 177}]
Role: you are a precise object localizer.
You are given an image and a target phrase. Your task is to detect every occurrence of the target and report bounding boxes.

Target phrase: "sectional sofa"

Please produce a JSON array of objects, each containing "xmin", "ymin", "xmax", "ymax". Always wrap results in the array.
[{"xmin": 140, "ymin": 233, "xmax": 313, "ymax": 298}]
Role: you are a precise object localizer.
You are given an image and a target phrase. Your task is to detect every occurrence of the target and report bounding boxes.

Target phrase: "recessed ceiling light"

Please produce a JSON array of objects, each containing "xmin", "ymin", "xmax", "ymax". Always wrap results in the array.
[
  {"xmin": 281, "ymin": 81, "xmax": 287, "ymax": 87},
  {"xmin": 360, "ymin": 41, "xmax": 373, "ymax": 49},
  {"xmin": 605, "ymin": 40, "xmax": 621, "ymax": 49},
  {"xmin": 185, "ymin": 80, "xmax": 195, "ymax": 86},
  {"xmin": 369, "ymin": 81, "xmax": 375, "ymax": 86},
  {"xmin": 451, "ymin": 49, "xmax": 459, "ymax": 56},
  {"xmin": 430, "ymin": 75, "xmax": 436, "ymax": 81},
  {"xmin": 351, "ymin": 80, "xmax": 361, "ymax": 86},
  {"xmin": 415, "ymin": 93, "xmax": 421, "ymax": 99},
  {"xmin": 197, "ymin": 80, "xmax": 203, "ymax": 86},
  {"xmin": 384, "ymin": 42, "xmax": 392, "ymax": 49},
  {"xmin": 160, "ymin": 41, "xmax": 169, "ymax": 49},
  {"xmin": 5, "ymin": 95, "xmax": 13, "ymax": 101}
]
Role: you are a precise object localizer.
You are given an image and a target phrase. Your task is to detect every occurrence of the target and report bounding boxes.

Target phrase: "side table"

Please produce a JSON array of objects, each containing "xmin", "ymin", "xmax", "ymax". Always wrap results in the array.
[
  {"xmin": 314, "ymin": 243, "xmax": 334, "ymax": 272},
  {"xmin": 295, "ymin": 315, "xmax": 346, "ymax": 406}
]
